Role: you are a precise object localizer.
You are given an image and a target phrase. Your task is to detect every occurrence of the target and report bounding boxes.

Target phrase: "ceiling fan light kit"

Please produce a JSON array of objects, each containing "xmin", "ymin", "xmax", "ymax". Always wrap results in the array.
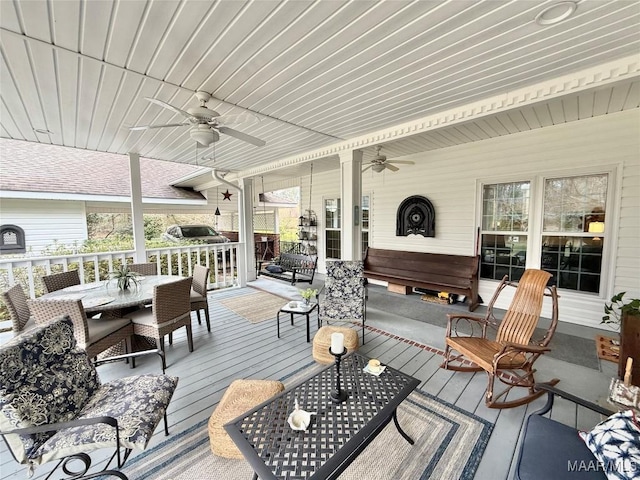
[
  {"xmin": 129, "ymin": 91, "xmax": 265, "ymax": 147},
  {"xmin": 190, "ymin": 125, "xmax": 219, "ymax": 146}
]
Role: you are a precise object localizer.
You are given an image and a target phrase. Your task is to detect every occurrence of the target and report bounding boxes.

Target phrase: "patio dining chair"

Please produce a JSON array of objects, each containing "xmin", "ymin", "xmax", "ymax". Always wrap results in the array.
[
  {"xmin": 1, "ymin": 284, "xmax": 36, "ymax": 336},
  {"xmin": 128, "ymin": 276, "xmax": 194, "ymax": 371},
  {"xmin": 191, "ymin": 265, "xmax": 211, "ymax": 332},
  {"xmin": 318, "ymin": 260, "xmax": 367, "ymax": 344},
  {"xmin": 27, "ymin": 298, "xmax": 134, "ymax": 360},
  {"xmin": 41, "ymin": 269, "xmax": 80, "ymax": 293},
  {"xmin": 128, "ymin": 262, "xmax": 158, "ymax": 275},
  {"xmin": 440, "ymin": 269, "xmax": 560, "ymax": 409}
]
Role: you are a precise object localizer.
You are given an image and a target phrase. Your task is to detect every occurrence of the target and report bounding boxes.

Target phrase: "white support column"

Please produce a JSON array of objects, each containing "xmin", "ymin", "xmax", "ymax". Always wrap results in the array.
[
  {"xmin": 339, "ymin": 150, "xmax": 363, "ymax": 261},
  {"xmin": 239, "ymin": 178, "xmax": 255, "ymax": 283},
  {"xmin": 129, "ymin": 153, "xmax": 146, "ymax": 263}
]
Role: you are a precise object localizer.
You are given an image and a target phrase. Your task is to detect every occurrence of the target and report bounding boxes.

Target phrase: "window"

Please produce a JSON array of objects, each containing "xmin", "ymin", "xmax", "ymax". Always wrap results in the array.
[
  {"xmin": 541, "ymin": 174, "xmax": 607, "ymax": 293},
  {"xmin": 480, "ymin": 182, "xmax": 530, "ymax": 282},
  {"xmin": 325, "ymin": 198, "xmax": 341, "ymax": 259},
  {"xmin": 324, "ymin": 195, "xmax": 370, "ymax": 260},
  {"xmin": 480, "ymin": 173, "xmax": 609, "ymax": 294},
  {"xmin": 362, "ymin": 196, "xmax": 370, "ymax": 255}
]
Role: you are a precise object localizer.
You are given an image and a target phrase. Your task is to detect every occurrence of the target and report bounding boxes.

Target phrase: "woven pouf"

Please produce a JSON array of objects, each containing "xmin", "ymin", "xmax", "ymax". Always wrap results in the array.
[
  {"xmin": 208, "ymin": 379, "xmax": 284, "ymax": 459},
  {"xmin": 312, "ymin": 325, "xmax": 359, "ymax": 364}
]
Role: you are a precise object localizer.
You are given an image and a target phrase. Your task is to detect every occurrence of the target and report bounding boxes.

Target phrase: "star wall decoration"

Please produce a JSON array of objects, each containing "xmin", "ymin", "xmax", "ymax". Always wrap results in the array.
[{"xmin": 222, "ymin": 189, "xmax": 233, "ymax": 201}]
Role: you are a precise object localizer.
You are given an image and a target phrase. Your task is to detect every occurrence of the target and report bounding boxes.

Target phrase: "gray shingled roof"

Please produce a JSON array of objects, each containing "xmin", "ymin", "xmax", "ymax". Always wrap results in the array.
[{"xmin": 0, "ymin": 139, "xmax": 204, "ymax": 201}]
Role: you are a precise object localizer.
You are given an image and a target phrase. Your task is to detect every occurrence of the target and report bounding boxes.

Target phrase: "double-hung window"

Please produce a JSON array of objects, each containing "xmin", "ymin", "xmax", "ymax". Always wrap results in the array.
[
  {"xmin": 480, "ymin": 173, "xmax": 609, "ymax": 294},
  {"xmin": 324, "ymin": 195, "xmax": 370, "ymax": 260}
]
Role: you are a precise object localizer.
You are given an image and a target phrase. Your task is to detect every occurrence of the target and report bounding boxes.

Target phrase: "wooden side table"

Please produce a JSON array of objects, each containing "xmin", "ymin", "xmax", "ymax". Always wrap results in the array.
[{"xmin": 277, "ymin": 301, "xmax": 319, "ymax": 343}]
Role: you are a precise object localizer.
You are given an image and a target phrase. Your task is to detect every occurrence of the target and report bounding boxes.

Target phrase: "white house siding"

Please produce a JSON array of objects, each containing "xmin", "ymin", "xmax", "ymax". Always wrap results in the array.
[
  {"xmin": 0, "ymin": 198, "xmax": 87, "ymax": 255},
  {"xmin": 307, "ymin": 109, "xmax": 639, "ymax": 328}
]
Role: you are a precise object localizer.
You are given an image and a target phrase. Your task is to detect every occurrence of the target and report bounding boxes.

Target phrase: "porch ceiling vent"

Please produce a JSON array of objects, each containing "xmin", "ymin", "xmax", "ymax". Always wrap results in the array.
[
  {"xmin": 0, "ymin": 224, "xmax": 26, "ymax": 254},
  {"xmin": 396, "ymin": 196, "xmax": 435, "ymax": 237}
]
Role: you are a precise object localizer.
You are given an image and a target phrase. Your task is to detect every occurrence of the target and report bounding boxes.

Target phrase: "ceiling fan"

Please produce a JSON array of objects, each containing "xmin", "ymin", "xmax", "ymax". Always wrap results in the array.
[
  {"xmin": 362, "ymin": 145, "xmax": 415, "ymax": 173},
  {"xmin": 129, "ymin": 91, "xmax": 266, "ymax": 147}
]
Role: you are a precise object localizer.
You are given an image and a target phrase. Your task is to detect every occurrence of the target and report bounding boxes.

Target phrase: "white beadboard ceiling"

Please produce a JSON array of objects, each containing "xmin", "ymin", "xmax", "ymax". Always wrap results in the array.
[{"xmin": 1, "ymin": 0, "xmax": 639, "ymax": 181}]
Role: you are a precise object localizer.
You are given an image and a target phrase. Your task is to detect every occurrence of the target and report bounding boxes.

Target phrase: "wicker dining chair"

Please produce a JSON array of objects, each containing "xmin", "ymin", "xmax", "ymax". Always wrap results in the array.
[
  {"xmin": 41, "ymin": 270, "xmax": 81, "ymax": 293},
  {"xmin": 440, "ymin": 269, "xmax": 559, "ymax": 409},
  {"xmin": 27, "ymin": 298, "xmax": 134, "ymax": 360},
  {"xmin": 128, "ymin": 262, "xmax": 158, "ymax": 275},
  {"xmin": 128, "ymin": 276, "xmax": 194, "ymax": 371},
  {"xmin": 191, "ymin": 265, "xmax": 211, "ymax": 332},
  {"xmin": 1, "ymin": 284, "xmax": 36, "ymax": 336}
]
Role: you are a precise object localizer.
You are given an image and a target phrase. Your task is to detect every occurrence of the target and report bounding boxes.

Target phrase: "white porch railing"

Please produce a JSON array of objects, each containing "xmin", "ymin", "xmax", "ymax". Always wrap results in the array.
[{"xmin": 0, "ymin": 242, "xmax": 242, "ymax": 301}]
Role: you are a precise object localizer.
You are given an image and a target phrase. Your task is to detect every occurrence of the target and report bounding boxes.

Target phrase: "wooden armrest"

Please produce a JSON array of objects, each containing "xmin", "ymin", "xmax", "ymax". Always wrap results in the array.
[
  {"xmin": 498, "ymin": 342, "xmax": 550, "ymax": 355},
  {"xmin": 447, "ymin": 314, "xmax": 488, "ymax": 325}
]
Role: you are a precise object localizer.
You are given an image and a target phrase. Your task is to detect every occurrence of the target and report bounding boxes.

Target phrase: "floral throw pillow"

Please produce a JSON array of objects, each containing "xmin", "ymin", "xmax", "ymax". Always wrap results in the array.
[{"xmin": 583, "ymin": 409, "xmax": 640, "ymax": 480}]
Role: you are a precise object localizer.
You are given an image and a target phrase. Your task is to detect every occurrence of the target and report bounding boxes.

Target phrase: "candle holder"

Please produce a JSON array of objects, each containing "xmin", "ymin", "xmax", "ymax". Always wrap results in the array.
[{"xmin": 329, "ymin": 347, "xmax": 348, "ymax": 403}]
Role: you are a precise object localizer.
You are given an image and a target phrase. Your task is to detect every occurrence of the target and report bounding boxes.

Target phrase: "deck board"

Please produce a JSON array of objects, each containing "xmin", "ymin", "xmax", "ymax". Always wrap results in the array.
[{"xmin": 0, "ymin": 285, "xmax": 615, "ymax": 480}]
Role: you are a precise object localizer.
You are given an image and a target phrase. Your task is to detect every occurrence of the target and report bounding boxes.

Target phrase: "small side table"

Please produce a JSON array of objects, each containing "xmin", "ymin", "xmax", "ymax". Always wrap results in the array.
[{"xmin": 277, "ymin": 301, "xmax": 319, "ymax": 343}]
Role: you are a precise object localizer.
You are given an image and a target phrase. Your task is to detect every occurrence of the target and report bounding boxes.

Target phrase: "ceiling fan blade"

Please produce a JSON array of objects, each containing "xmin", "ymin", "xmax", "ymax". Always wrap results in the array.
[
  {"xmin": 218, "ymin": 126, "xmax": 266, "ymax": 147},
  {"xmin": 146, "ymin": 98, "xmax": 196, "ymax": 121},
  {"xmin": 387, "ymin": 160, "xmax": 415, "ymax": 165},
  {"xmin": 129, "ymin": 123, "xmax": 189, "ymax": 131},
  {"xmin": 212, "ymin": 112, "xmax": 260, "ymax": 126},
  {"xmin": 385, "ymin": 163, "xmax": 400, "ymax": 172}
]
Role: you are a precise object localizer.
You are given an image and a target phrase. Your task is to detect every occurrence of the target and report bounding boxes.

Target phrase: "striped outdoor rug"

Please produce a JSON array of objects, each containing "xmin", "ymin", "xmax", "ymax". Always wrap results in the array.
[
  {"xmin": 121, "ymin": 366, "xmax": 493, "ymax": 480},
  {"xmin": 217, "ymin": 290, "xmax": 289, "ymax": 323}
]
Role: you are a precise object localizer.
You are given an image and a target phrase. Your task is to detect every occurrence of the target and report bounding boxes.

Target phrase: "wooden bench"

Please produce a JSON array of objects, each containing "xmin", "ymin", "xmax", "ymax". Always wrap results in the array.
[
  {"xmin": 363, "ymin": 247, "xmax": 480, "ymax": 311},
  {"xmin": 258, "ymin": 253, "xmax": 317, "ymax": 285}
]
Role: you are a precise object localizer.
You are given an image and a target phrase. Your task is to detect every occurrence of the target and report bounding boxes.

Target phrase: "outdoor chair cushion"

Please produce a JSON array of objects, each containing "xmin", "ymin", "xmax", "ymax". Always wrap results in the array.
[{"xmin": 0, "ymin": 316, "xmax": 178, "ymax": 467}]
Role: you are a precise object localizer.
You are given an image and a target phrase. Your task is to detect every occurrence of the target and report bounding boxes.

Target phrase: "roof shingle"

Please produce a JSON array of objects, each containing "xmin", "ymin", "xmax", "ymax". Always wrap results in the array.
[{"xmin": 0, "ymin": 139, "xmax": 204, "ymax": 201}]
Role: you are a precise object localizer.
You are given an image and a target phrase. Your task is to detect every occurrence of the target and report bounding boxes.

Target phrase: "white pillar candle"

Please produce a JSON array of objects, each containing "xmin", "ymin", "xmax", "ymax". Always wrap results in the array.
[{"xmin": 330, "ymin": 332, "xmax": 344, "ymax": 354}]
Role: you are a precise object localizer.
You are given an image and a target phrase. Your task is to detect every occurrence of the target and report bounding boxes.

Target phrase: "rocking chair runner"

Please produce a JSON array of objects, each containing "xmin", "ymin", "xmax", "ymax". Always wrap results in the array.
[{"xmin": 441, "ymin": 269, "xmax": 559, "ymax": 409}]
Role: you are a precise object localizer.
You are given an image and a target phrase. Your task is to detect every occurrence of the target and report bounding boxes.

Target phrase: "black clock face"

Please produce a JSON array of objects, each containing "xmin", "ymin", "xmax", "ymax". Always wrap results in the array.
[{"xmin": 411, "ymin": 212, "xmax": 422, "ymax": 223}]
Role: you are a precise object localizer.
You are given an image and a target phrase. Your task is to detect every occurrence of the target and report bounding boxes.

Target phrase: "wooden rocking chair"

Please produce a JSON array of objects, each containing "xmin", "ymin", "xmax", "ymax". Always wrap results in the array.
[{"xmin": 441, "ymin": 269, "xmax": 559, "ymax": 409}]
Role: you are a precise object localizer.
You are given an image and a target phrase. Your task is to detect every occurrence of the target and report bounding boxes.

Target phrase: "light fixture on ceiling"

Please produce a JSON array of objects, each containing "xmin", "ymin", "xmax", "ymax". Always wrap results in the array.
[
  {"xmin": 33, "ymin": 128, "xmax": 53, "ymax": 135},
  {"xmin": 189, "ymin": 125, "xmax": 219, "ymax": 146},
  {"xmin": 372, "ymin": 164, "xmax": 386, "ymax": 173},
  {"xmin": 535, "ymin": 1, "xmax": 577, "ymax": 26}
]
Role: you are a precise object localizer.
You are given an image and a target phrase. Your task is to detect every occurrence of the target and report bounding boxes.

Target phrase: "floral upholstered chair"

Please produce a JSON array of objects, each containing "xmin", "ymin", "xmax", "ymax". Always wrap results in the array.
[
  {"xmin": 0, "ymin": 316, "xmax": 178, "ymax": 480},
  {"xmin": 318, "ymin": 260, "xmax": 367, "ymax": 344}
]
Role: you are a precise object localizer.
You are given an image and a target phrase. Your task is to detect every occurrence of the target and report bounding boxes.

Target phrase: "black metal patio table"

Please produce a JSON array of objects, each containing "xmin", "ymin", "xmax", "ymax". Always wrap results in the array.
[{"xmin": 224, "ymin": 352, "xmax": 420, "ymax": 480}]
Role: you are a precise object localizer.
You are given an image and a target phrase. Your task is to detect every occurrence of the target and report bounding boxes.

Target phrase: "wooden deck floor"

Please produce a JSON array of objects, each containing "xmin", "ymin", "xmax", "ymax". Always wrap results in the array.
[{"xmin": 1, "ymin": 284, "xmax": 615, "ymax": 480}]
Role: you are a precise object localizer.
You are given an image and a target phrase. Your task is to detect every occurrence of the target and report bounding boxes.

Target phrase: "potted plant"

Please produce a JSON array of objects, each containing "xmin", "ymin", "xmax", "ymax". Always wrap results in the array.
[
  {"xmin": 299, "ymin": 288, "xmax": 318, "ymax": 305},
  {"xmin": 109, "ymin": 264, "xmax": 140, "ymax": 291},
  {"xmin": 602, "ymin": 292, "xmax": 640, "ymax": 385}
]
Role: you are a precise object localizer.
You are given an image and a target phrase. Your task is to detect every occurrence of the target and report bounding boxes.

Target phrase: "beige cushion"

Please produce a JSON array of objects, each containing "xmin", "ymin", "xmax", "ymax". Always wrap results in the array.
[{"xmin": 84, "ymin": 317, "xmax": 131, "ymax": 347}]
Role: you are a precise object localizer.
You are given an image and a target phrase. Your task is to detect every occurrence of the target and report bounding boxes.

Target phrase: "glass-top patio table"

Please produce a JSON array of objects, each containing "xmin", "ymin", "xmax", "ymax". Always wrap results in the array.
[
  {"xmin": 224, "ymin": 352, "xmax": 420, "ymax": 480},
  {"xmin": 40, "ymin": 274, "xmax": 180, "ymax": 314}
]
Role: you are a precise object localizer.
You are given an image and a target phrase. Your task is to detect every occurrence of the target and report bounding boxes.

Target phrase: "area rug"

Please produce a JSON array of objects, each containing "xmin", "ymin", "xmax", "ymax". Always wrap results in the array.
[
  {"xmin": 218, "ymin": 290, "xmax": 288, "ymax": 323},
  {"xmin": 121, "ymin": 365, "xmax": 493, "ymax": 480}
]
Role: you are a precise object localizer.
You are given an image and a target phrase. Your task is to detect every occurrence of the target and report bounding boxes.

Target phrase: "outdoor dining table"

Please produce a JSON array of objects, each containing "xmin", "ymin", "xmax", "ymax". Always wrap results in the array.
[{"xmin": 39, "ymin": 274, "xmax": 180, "ymax": 314}]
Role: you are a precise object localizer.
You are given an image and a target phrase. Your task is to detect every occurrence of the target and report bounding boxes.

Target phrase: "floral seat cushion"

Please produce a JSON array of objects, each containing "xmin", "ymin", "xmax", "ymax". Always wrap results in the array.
[
  {"xmin": 34, "ymin": 373, "xmax": 178, "ymax": 464},
  {"xmin": 319, "ymin": 261, "xmax": 365, "ymax": 321},
  {"xmin": 0, "ymin": 317, "xmax": 100, "ymax": 463},
  {"xmin": 0, "ymin": 316, "xmax": 178, "ymax": 468}
]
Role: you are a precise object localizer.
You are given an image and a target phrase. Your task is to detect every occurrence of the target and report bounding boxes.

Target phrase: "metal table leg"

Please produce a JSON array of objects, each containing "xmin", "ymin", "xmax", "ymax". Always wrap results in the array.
[{"xmin": 393, "ymin": 409, "xmax": 414, "ymax": 445}]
